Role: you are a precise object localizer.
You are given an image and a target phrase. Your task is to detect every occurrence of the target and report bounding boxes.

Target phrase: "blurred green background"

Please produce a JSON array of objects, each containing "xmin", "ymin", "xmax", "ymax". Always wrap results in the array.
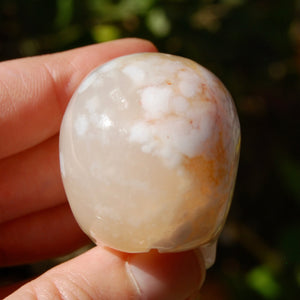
[{"xmin": 0, "ymin": 0, "xmax": 299, "ymax": 299}]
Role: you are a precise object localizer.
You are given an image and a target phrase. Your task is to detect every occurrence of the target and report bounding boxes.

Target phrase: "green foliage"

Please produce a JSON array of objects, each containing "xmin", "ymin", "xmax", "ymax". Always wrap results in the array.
[
  {"xmin": 91, "ymin": 24, "xmax": 121, "ymax": 42},
  {"xmin": 246, "ymin": 266, "xmax": 282, "ymax": 299},
  {"xmin": 54, "ymin": 0, "xmax": 74, "ymax": 29},
  {"xmin": 0, "ymin": 0, "xmax": 299, "ymax": 298},
  {"xmin": 146, "ymin": 8, "xmax": 171, "ymax": 37}
]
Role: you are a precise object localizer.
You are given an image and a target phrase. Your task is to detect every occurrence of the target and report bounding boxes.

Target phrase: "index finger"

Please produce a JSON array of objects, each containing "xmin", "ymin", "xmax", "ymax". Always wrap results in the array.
[{"xmin": 0, "ymin": 38, "xmax": 157, "ymax": 159}]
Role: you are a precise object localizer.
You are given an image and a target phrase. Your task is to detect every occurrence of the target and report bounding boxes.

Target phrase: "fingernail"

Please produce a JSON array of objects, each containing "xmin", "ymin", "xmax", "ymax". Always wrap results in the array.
[
  {"xmin": 126, "ymin": 250, "xmax": 205, "ymax": 300},
  {"xmin": 125, "ymin": 258, "xmax": 158, "ymax": 300}
]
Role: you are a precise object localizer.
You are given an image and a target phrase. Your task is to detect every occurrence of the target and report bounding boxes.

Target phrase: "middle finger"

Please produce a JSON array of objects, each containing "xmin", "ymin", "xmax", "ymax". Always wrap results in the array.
[{"xmin": 0, "ymin": 135, "xmax": 65, "ymax": 224}]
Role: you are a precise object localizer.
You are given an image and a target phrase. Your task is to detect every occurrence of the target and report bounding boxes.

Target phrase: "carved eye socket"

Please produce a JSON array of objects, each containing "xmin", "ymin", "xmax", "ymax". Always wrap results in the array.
[{"xmin": 59, "ymin": 53, "xmax": 240, "ymax": 269}]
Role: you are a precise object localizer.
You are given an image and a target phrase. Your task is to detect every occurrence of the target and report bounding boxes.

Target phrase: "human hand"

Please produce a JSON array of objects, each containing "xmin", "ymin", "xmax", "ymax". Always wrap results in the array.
[{"xmin": 0, "ymin": 38, "xmax": 205, "ymax": 300}]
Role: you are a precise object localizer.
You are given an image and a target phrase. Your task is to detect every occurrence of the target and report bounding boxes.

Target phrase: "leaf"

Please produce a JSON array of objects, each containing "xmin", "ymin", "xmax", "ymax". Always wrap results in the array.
[
  {"xmin": 91, "ymin": 25, "xmax": 121, "ymax": 43},
  {"xmin": 246, "ymin": 266, "xmax": 282, "ymax": 299}
]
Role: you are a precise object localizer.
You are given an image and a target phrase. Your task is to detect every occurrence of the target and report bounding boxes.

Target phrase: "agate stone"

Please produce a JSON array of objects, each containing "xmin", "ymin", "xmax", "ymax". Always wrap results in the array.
[{"xmin": 59, "ymin": 53, "xmax": 240, "ymax": 268}]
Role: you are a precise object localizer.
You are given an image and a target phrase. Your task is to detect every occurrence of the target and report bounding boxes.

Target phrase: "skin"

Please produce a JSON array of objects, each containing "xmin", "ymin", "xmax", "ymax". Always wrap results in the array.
[{"xmin": 0, "ymin": 38, "xmax": 205, "ymax": 300}]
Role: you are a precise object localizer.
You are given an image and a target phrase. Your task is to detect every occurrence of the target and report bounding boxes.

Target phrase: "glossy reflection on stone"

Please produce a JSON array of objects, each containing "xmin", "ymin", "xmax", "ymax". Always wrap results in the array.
[{"xmin": 59, "ymin": 53, "xmax": 240, "ymax": 268}]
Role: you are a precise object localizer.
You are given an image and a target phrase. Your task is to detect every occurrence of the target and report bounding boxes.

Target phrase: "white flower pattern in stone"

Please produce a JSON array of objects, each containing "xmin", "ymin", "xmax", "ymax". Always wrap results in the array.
[{"xmin": 74, "ymin": 114, "xmax": 88, "ymax": 136}]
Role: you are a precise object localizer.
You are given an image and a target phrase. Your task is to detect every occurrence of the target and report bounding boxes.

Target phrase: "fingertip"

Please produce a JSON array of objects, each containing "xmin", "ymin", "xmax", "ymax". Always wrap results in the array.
[
  {"xmin": 127, "ymin": 250, "xmax": 206, "ymax": 300},
  {"xmin": 122, "ymin": 38, "xmax": 158, "ymax": 53},
  {"xmin": 6, "ymin": 246, "xmax": 206, "ymax": 300}
]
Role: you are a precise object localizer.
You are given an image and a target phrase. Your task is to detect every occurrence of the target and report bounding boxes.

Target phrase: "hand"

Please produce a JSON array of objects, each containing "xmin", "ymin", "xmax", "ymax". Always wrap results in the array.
[{"xmin": 0, "ymin": 38, "xmax": 205, "ymax": 300}]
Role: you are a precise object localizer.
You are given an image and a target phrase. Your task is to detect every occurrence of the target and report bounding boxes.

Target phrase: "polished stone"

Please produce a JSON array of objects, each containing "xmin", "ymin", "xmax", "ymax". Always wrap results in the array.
[{"xmin": 59, "ymin": 53, "xmax": 240, "ymax": 268}]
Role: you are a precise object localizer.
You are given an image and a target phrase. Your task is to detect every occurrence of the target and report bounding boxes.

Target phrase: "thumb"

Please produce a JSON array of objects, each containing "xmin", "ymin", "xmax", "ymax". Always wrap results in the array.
[{"xmin": 6, "ymin": 246, "xmax": 205, "ymax": 300}]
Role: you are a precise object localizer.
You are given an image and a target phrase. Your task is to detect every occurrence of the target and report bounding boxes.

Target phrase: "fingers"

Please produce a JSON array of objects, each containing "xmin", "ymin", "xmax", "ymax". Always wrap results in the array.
[
  {"xmin": 0, "ymin": 203, "xmax": 89, "ymax": 267},
  {"xmin": 0, "ymin": 135, "xmax": 64, "ymax": 224},
  {"xmin": 6, "ymin": 247, "xmax": 205, "ymax": 300},
  {"xmin": 127, "ymin": 250, "xmax": 205, "ymax": 299},
  {"xmin": 0, "ymin": 38, "xmax": 157, "ymax": 159}
]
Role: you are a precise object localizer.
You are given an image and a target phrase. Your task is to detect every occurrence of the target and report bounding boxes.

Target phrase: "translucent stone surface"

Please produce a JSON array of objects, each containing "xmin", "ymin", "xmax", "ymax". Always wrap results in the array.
[{"xmin": 59, "ymin": 53, "xmax": 240, "ymax": 266}]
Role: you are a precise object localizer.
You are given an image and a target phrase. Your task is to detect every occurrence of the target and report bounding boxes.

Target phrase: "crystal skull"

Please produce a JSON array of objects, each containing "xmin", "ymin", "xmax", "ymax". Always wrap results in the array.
[{"xmin": 59, "ymin": 53, "xmax": 240, "ymax": 267}]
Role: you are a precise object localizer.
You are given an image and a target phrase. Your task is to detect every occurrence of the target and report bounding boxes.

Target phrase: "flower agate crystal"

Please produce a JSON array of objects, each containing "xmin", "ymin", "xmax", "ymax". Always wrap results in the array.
[{"xmin": 59, "ymin": 53, "xmax": 240, "ymax": 268}]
